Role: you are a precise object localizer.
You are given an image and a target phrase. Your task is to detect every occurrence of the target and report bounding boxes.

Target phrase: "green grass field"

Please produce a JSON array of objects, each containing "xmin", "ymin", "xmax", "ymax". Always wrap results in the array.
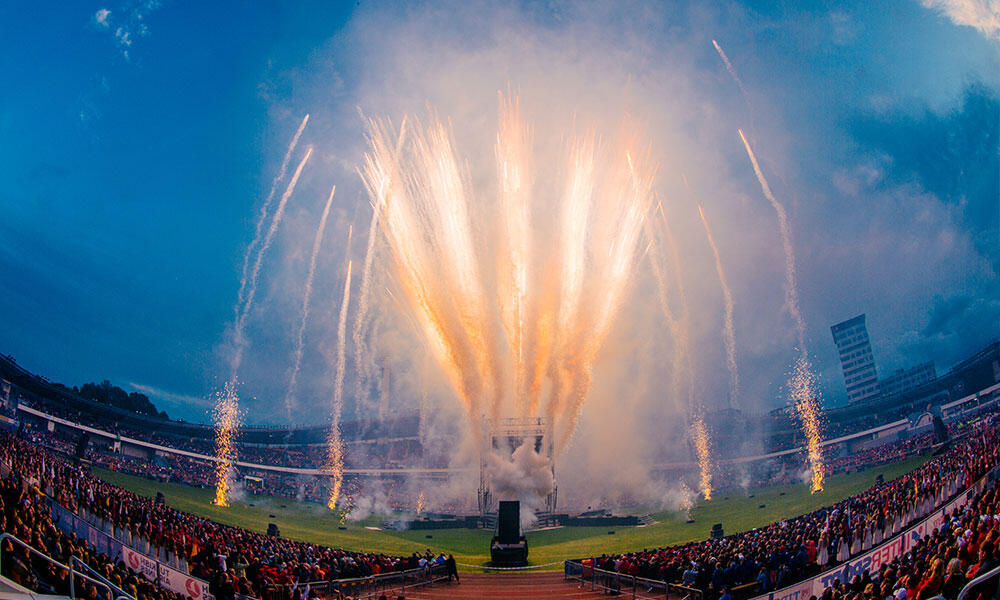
[{"xmin": 93, "ymin": 456, "xmax": 927, "ymax": 570}]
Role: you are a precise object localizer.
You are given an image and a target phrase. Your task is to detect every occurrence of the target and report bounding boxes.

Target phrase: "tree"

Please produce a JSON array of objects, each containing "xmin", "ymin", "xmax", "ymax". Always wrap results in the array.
[{"xmin": 77, "ymin": 380, "xmax": 168, "ymax": 419}]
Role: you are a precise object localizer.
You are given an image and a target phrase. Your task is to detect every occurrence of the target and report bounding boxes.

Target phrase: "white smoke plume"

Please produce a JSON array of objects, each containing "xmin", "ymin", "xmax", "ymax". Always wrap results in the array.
[
  {"xmin": 487, "ymin": 442, "xmax": 555, "ymax": 527},
  {"xmin": 228, "ymin": 0, "xmax": 993, "ymax": 510}
]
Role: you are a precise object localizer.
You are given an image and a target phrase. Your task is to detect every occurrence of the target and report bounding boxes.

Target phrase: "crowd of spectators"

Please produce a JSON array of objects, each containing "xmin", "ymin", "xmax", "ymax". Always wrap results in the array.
[
  {"xmin": 824, "ymin": 434, "xmax": 936, "ymax": 475},
  {"xmin": 4, "ymin": 394, "xmax": 999, "ymax": 600},
  {"xmin": 0, "ymin": 439, "xmax": 191, "ymax": 599},
  {"xmin": 810, "ymin": 480, "xmax": 1000, "ymax": 600},
  {"xmin": 587, "ymin": 416, "xmax": 1000, "ymax": 600},
  {"xmin": 0, "ymin": 429, "xmax": 430, "ymax": 600}
]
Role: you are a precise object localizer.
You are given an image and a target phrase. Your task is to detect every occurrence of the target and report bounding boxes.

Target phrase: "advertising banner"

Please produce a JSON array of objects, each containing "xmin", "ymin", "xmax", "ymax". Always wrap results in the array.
[
  {"xmin": 158, "ymin": 562, "xmax": 214, "ymax": 600},
  {"xmin": 122, "ymin": 546, "xmax": 160, "ymax": 583},
  {"xmin": 49, "ymin": 500, "xmax": 219, "ymax": 600}
]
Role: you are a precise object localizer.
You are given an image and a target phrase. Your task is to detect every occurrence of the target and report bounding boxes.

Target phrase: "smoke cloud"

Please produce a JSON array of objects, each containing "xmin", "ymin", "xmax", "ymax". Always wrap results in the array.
[{"xmin": 221, "ymin": 0, "xmax": 997, "ymax": 512}]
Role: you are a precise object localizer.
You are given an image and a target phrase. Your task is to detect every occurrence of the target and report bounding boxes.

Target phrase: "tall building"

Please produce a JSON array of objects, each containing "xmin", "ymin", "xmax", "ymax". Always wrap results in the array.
[
  {"xmin": 831, "ymin": 314, "xmax": 880, "ymax": 404},
  {"xmin": 879, "ymin": 361, "xmax": 937, "ymax": 400}
]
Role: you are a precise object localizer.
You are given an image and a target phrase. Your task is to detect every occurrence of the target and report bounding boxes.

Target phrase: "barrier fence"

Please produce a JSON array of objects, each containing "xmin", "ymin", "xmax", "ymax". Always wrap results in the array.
[
  {"xmin": 564, "ymin": 559, "xmax": 703, "ymax": 600},
  {"xmin": 258, "ymin": 565, "xmax": 448, "ymax": 600},
  {"xmin": 955, "ymin": 564, "xmax": 1000, "ymax": 600}
]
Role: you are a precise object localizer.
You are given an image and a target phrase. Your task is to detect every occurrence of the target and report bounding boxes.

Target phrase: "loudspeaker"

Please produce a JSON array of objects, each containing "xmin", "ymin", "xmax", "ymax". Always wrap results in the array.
[
  {"xmin": 267, "ymin": 523, "xmax": 280, "ymax": 537},
  {"xmin": 497, "ymin": 501, "xmax": 520, "ymax": 544},
  {"xmin": 155, "ymin": 492, "xmax": 165, "ymax": 505},
  {"xmin": 711, "ymin": 523, "xmax": 724, "ymax": 539}
]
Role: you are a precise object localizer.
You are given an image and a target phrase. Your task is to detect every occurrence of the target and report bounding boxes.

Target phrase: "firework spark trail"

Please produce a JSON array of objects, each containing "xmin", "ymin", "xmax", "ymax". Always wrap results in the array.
[
  {"xmin": 644, "ymin": 202, "xmax": 690, "ymax": 421},
  {"xmin": 327, "ymin": 258, "xmax": 353, "ymax": 510},
  {"xmin": 738, "ymin": 130, "xmax": 806, "ymax": 351},
  {"xmin": 359, "ymin": 118, "xmax": 482, "ymax": 425},
  {"xmin": 283, "ymin": 185, "xmax": 337, "ymax": 423},
  {"xmin": 215, "ymin": 145, "xmax": 313, "ymax": 505},
  {"xmin": 237, "ymin": 114, "xmax": 310, "ymax": 313},
  {"xmin": 790, "ymin": 356, "xmax": 825, "ymax": 493},
  {"xmin": 351, "ymin": 207, "xmax": 380, "ymax": 423},
  {"xmin": 352, "ymin": 118, "xmax": 409, "ymax": 422},
  {"xmin": 738, "ymin": 129, "xmax": 824, "ymax": 490},
  {"xmin": 526, "ymin": 269, "xmax": 557, "ymax": 418},
  {"xmin": 645, "ymin": 206, "xmax": 678, "ymax": 329},
  {"xmin": 692, "ymin": 417, "xmax": 713, "ymax": 500},
  {"xmin": 496, "ymin": 92, "xmax": 533, "ymax": 417},
  {"xmin": 697, "ymin": 204, "xmax": 739, "ymax": 407},
  {"xmin": 411, "ymin": 117, "xmax": 502, "ymax": 420},
  {"xmin": 712, "ymin": 41, "xmax": 752, "ymax": 110},
  {"xmin": 230, "ymin": 146, "xmax": 315, "ymax": 379},
  {"xmin": 212, "ymin": 382, "xmax": 240, "ymax": 506},
  {"xmin": 652, "ymin": 200, "xmax": 716, "ymax": 492},
  {"xmin": 416, "ymin": 490, "xmax": 425, "ymax": 515},
  {"xmin": 547, "ymin": 133, "xmax": 597, "ymax": 432},
  {"xmin": 554, "ymin": 146, "xmax": 655, "ymax": 453}
]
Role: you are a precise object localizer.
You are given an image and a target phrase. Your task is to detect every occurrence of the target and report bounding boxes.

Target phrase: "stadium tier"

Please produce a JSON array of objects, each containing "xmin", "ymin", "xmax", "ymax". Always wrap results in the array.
[
  {"xmin": 0, "ymin": 429, "xmax": 453, "ymax": 600},
  {"xmin": 3, "ymin": 347, "xmax": 1000, "ymax": 508},
  {"xmin": 2, "ymin": 349, "xmax": 1000, "ymax": 600},
  {"xmin": 569, "ymin": 415, "xmax": 1000, "ymax": 598},
  {"xmin": 0, "ymin": 410, "xmax": 998, "ymax": 600}
]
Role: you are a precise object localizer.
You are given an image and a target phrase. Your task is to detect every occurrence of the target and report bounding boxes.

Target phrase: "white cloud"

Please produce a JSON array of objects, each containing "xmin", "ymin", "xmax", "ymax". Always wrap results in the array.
[
  {"xmin": 115, "ymin": 27, "xmax": 131, "ymax": 46},
  {"xmin": 921, "ymin": 0, "xmax": 1000, "ymax": 39},
  {"xmin": 128, "ymin": 382, "xmax": 213, "ymax": 410},
  {"xmin": 91, "ymin": 1, "xmax": 162, "ymax": 59},
  {"xmin": 93, "ymin": 8, "xmax": 111, "ymax": 28}
]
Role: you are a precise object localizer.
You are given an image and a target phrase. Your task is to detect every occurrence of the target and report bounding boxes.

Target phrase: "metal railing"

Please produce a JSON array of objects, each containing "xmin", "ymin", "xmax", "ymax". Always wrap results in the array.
[
  {"xmin": 261, "ymin": 564, "xmax": 449, "ymax": 600},
  {"xmin": 564, "ymin": 559, "xmax": 704, "ymax": 600},
  {"xmin": 0, "ymin": 532, "xmax": 135, "ymax": 600},
  {"xmin": 956, "ymin": 564, "xmax": 1000, "ymax": 600},
  {"xmin": 70, "ymin": 555, "xmax": 135, "ymax": 600}
]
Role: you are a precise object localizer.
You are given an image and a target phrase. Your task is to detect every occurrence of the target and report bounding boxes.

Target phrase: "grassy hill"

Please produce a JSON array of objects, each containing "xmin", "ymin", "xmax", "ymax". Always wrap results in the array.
[{"xmin": 93, "ymin": 455, "xmax": 927, "ymax": 570}]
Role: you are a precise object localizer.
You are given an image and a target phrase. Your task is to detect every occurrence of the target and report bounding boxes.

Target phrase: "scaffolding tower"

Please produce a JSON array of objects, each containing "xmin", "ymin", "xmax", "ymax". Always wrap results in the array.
[{"xmin": 477, "ymin": 416, "xmax": 557, "ymax": 519}]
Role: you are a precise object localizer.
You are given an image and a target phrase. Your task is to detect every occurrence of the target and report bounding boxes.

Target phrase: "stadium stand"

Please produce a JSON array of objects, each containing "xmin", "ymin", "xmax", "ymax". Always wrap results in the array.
[
  {"xmin": 567, "ymin": 415, "xmax": 1000, "ymax": 600},
  {"xmin": 0, "ymin": 347, "xmax": 998, "ymax": 599},
  {"xmin": 0, "ymin": 429, "xmax": 450, "ymax": 600}
]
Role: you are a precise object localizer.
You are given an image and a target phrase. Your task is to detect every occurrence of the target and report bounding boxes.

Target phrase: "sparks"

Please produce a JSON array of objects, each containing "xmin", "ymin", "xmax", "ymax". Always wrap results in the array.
[
  {"xmin": 692, "ymin": 417, "xmax": 713, "ymax": 500},
  {"xmin": 358, "ymin": 94, "xmax": 655, "ymax": 458},
  {"xmin": 327, "ymin": 258, "xmax": 354, "ymax": 510},
  {"xmin": 212, "ymin": 382, "xmax": 240, "ymax": 507}
]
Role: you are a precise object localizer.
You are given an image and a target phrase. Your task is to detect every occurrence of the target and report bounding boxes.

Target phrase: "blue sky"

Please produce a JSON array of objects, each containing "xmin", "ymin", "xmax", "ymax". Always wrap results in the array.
[{"xmin": 0, "ymin": 1, "xmax": 997, "ymax": 426}]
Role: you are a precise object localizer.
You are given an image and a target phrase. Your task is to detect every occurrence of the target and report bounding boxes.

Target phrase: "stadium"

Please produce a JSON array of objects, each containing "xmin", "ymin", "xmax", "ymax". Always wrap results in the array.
[
  {"xmin": 2, "ymin": 2, "xmax": 998, "ymax": 600},
  {"xmin": 2, "ymin": 344, "xmax": 1000, "ymax": 600}
]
